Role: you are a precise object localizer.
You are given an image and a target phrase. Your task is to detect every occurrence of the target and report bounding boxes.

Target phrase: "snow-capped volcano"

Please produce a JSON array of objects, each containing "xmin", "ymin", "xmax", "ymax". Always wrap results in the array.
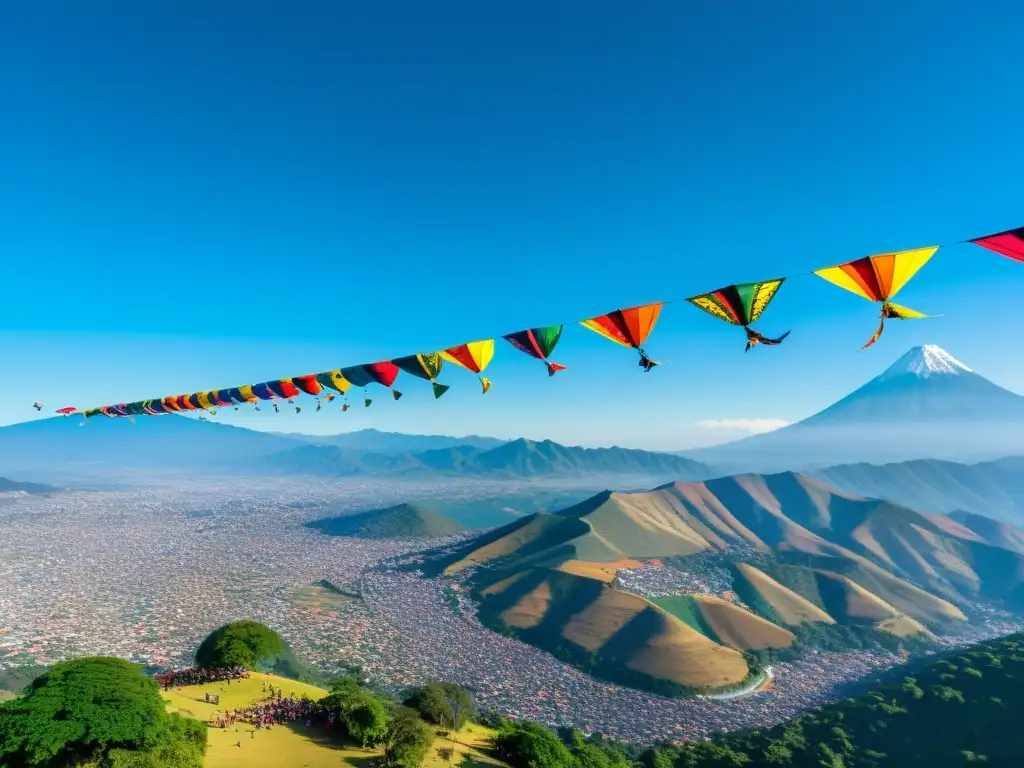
[
  {"xmin": 878, "ymin": 344, "xmax": 972, "ymax": 380},
  {"xmin": 688, "ymin": 345, "xmax": 1024, "ymax": 471}
]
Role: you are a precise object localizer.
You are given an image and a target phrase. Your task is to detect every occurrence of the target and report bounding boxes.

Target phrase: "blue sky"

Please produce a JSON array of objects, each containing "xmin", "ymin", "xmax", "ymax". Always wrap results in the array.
[{"xmin": 2, "ymin": 1, "xmax": 1023, "ymax": 450}]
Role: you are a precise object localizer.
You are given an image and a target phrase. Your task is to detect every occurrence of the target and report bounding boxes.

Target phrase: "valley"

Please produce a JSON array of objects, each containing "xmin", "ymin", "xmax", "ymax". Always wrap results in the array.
[{"xmin": 4, "ymin": 468, "xmax": 1024, "ymax": 745}]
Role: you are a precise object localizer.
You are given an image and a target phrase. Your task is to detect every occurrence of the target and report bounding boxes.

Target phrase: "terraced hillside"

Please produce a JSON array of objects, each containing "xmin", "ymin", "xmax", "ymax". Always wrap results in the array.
[{"xmin": 438, "ymin": 470, "xmax": 1024, "ymax": 696}]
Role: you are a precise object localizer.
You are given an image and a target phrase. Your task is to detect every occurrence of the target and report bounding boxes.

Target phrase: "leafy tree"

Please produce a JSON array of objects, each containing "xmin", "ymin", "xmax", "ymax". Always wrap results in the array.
[
  {"xmin": 404, "ymin": 682, "xmax": 476, "ymax": 730},
  {"xmin": 639, "ymin": 745, "xmax": 682, "ymax": 768},
  {"xmin": 382, "ymin": 706, "xmax": 433, "ymax": 768},
  {"xmin": 194, "ymin": 621, "xmax": 285, "ymax": 670},
  {"xmin": 323, "ymin": 676, "xmax": 390, "ymax": 747},
  {"xmin": 0, "ymin": 657, "xmax": 206, "ymax": 768},
  {"xmin": 494, "ymin": 721, "xmax": 577, "ymax": 768}
]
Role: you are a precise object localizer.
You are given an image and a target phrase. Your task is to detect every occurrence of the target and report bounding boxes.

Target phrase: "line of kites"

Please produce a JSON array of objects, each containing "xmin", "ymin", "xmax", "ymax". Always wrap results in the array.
[{"xmin": 38, "ymin": 225, "xmax": 1024, "ymax": 421}]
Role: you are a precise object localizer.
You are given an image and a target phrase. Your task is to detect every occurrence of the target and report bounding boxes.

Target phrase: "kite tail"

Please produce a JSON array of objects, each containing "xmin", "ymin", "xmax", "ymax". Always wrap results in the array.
[
  {"xmin": 637, "ymin": 349, "xmax": 659, "ymax": 372},
  {"xmin": 392, "ymin": 390, "xmax": 403, "ymax": 401},
  {"xmin": 364, "ymin": 397, "xmax": 372, "ymax": 408},
  {"xmin": 862, "ymin": 312, "xmax": 887, "ymax": 350},
  {"xmin": 480, "ymin": 377, "xmax": 492, "ymax": 394},
  {"xmin": 744, "ymin": 327, "xmax": 791, "ymax": 352},
  {"xmin": 432, "ymin": 382, "xmax": 450, "ymax": 399},
  {"xmin": 545, "ymin": 362, "xmax": 567, "ymax": 376}
]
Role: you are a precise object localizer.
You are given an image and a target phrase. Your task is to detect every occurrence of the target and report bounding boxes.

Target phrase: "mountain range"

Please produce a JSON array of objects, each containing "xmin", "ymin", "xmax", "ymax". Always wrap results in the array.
[
  {"xmin": 689, "ymin": 345, "xmax": 1024, "ymax": 471},
  {"xmin": 0, "ymin": 418, "xmax": 708, "ymax": 482},
  {"xmin": 272, "ymin": 428, "xmax": 506, "ymax": 455},
  {"xmin": 431, "ymin": 470, "xmax": 1024, "ymax": 694},
  {"xmin": 816, "ymin": 456, "xmax": 1024, "ymax": 526},
  {"xmin": 268, "ymin": 438, "xmax": 710, "ymax": 480}
]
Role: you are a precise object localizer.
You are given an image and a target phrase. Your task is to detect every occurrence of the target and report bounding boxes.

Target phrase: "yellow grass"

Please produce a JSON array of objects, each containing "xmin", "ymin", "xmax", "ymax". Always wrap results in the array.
[
  {"xmin": 423, "ymin": 724, "xmax": 505, "ymax": 768},
  {"xmin": 162, "ymin": 673, "xmax": 508, "ymax": 768},
  {"xmin": 876, "ymin": 614, "xmax": 932, "ymax": 639},
  {"xmin": 556, "ymin": 558, "xmax": 645, "ymax": 583}
]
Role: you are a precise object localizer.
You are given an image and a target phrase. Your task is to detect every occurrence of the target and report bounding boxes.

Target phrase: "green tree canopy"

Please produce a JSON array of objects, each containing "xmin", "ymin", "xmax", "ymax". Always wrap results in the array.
[
  {"xmin": 0, "ymin": 657, "xmax": 207, "ymax": 768},
  {"xmin": 194, "ymin": 621, "xmax": 286, "ymax": 670},
  {"xmin": 404, "ymin": 682, "xmax": 476, "ymax": 731},
  {"xmin": 494, "ymin": 721, "xmax": 577, "ymax": 768},
  {"xmin": 382, "ymin": 705, "xmax": 434, "ymax": 768},
  {"xmin": 322, "ymin": 677, "xmax": 391, "ymax": 748}
]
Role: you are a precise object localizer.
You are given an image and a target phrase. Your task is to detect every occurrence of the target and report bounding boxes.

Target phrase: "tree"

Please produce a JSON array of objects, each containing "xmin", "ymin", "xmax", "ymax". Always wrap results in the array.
[
  {"xmin": 639, "ymin": 745, "xmax": 682, "ymax": 768},
  {"xmin": 493, "ymin": 722, "xmax": 577, "ymax": 768},
  {"xmin": 323, "ymin": 677, "xmax": 391, "ymax": 747},
  {"xmin": 0, "ymin": 657, "xmax": 207, "ymax": 767},
  {"xmin": 404, "ymin": 682, "xmax": 476, "ymax": 731},
  {"xmin": 194, "ymin": 621, "xmax": 286, "ymax": 670}
]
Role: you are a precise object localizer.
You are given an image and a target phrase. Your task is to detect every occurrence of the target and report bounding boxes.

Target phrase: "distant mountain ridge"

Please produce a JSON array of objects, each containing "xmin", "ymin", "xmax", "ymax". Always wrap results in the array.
[
  {"xmin": 0, "ymin": 477, "xmax": 59, "ymax": 494},
  {"xmin": 689, "ymin": 345, "xmax": 1024, "ymax": 471},
  {"xmin": 0, "ymin": 418, "xmax": 708, "ymax": 482},
  {"xmin": 0, "ymin": 416, "xmax": 303, "ymax": 476},
  {"xmin": 274, "ymin": 428, "xmax": 506, "ymax": 455},
  {"xmin": 305, "ymin": 503, "xmax": 465, "ymax": 539},
  {"xmin": 267, "ymin": 438, "xmax": 710, "ymax": 480},
  {"xmin": 817, "ymin": 456, "xmax": 1024, "ymax": 526}
]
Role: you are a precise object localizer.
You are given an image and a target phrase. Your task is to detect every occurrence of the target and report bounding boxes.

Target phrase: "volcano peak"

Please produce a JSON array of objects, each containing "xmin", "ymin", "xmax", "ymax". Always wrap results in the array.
[{"xmin": 878, "ymin": 345, "xmax": 972, "ymax": 381}]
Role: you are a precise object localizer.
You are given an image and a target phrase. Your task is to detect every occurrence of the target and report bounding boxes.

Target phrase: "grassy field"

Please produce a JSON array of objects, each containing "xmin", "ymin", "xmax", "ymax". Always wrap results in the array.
[{"xmin": 161, "ymin": 672, "xmax": 505, "ymax": 768}]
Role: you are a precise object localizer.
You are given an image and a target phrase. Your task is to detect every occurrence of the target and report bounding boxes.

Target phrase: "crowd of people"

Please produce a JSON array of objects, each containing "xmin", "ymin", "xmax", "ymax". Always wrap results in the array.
[
  {"xmin": 211, "ymin": 688, "xmax": 327, "ymax": 731},
  {"xmin": 154, "ymin": 665, "xmax": 249, "ymax": 690}
]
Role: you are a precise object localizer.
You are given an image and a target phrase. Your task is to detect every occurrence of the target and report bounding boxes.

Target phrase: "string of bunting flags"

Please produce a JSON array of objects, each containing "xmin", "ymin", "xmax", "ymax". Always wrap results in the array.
[{"xmin": 53, "ymin": 225, "xmax": 1024, "ymax": 422}]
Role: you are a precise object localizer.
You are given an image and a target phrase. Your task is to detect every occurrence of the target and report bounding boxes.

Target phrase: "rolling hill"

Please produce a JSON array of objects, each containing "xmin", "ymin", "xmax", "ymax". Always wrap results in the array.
[
  {"xmin": 689, "ymin": 345, "xmax": 1024, "ymax": 471},
  {"xmin": 305, "ymin": 503, "xmax": 466, "ymax": 539},
  {"xmin": 433, "ymin": 469, "xmax": 1024, "ymax": 695}
]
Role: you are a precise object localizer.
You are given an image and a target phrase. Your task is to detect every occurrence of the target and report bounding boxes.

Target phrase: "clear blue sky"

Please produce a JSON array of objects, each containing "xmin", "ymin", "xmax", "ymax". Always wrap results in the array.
[{"xmin": 2, "ymin": 1, "xmax": 1023, "ymax": 450}]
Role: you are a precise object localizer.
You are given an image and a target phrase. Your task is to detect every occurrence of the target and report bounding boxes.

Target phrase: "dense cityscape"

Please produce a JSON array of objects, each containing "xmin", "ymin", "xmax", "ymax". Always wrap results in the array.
[{"xmin": 2, "ymin": 477, "xmax": 1022, "ymax": 745}]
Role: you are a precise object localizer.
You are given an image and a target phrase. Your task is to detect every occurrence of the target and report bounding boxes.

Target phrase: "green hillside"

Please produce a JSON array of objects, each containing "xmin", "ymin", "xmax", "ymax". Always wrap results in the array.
[
  {"xmin": 305, "ymin": 503, "xmax": 465, "ymax": 539},
  {"xmin": 491, "ymin": 631, "xmax": 1024, "ymax": 768}
]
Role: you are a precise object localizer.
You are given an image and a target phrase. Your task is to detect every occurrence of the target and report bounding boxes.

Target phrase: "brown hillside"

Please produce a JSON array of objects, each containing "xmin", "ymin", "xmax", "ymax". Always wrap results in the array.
[
  {"xmin": 479, "ymin": 568, "xmax": 750, "ymax": 690},
  {"xmin": 691, "ymin": 595, "xmax": 797, "ymax": 650},
  {"xmin": 734, "ymin": 562, "xmax": 835, "ymax": 626}
]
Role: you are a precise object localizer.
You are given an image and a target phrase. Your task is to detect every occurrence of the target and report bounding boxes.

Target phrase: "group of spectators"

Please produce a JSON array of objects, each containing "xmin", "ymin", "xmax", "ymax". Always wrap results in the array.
[
  {"xmin": 154, "ymin": 665, "xmax": 249, "ymax": 690},
  {"xmin": 211, "ymin": 693, "xmax": 328, "ymax": 731}
]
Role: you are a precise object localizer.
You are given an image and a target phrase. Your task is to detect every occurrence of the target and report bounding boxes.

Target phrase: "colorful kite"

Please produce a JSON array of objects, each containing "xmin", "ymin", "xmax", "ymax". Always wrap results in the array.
[
  {"xmin": 970, "ymin": 227, "xmax": 1024, "ymax": 263},
  {"xmin": 55, "ymin": 407, "xmax": 77, "ymax": 416},
  {"xmin": 341, "ymin": 362, "xmax": 403, "ymax": 402},
  {"xmin": 440, "ymin": 340, "xmax": 494, "ymax": 393},
  {"xmin": 314, "ymin": 369, "xmax": 351, "ymax": 395},
  {"xmin": 266, "ymin": 379, "xmax": 300, "ymax": 400},
  {"xmin": 814, "ymin": 247, "xmax": 937, "ymax": 349},
  {"xmin": 687, "ymin": 279, "xmax": 790, "ymax": 352},
  {"xmin": 393, "ymin": 353, "xmax": 449, "ymax": 398},
  {"xmin": 503, "ymin": 326, "xmax": 566, "ymax": 375},
  {"xmin": 580, "ymin": 303, "xmax": 663, "ymax": 371},
  {"xmin": 292, "ymin": 375, "xmax": 323, "ymax": 397}
]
